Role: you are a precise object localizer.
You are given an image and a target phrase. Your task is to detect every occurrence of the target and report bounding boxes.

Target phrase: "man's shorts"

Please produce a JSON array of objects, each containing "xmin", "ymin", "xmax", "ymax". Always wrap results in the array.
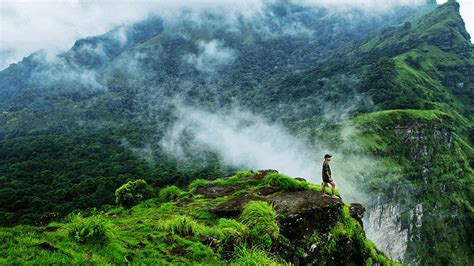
[{"xmin": 322, "ymin": 176, "xmax": 330, "ymax": 183}]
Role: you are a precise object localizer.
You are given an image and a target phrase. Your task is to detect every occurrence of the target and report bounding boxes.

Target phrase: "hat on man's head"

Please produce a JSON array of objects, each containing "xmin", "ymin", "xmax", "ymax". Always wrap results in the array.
[{"xmin": 324, "ymin": 154, "xmax": 332, "ymax": 159}]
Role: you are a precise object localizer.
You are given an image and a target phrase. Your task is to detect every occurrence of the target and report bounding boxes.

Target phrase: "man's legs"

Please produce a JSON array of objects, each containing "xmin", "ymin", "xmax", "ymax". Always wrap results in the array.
[
  {"xmin": 330, "ymin": 180, "xmax": 336, "ymax": 197},
  {"xmin": 321, "ymin": 182, "xmax": 327, "ymax": 195}
]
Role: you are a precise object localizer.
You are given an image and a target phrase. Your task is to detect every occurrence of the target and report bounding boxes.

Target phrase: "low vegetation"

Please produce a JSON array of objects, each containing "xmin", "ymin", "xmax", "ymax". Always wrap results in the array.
[
  {"xmin": 115, "ymin": 179, "xmax": 153, "ymax": 208},
  {"xmin": 240, "ymin": 201, "xmax": 279, "ymax": 250},
  {"xmin": 0, "ymin": 170, "xmax": 391, "ymax": 265}
]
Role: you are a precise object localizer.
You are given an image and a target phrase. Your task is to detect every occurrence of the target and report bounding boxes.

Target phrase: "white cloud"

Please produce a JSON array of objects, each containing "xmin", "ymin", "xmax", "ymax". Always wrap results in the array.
[
  {"xmin": 295, "ymin": 0, "xmax": 427, "ymax": 11},
  {"xmin": 3, "ymin": 0, "xmax": 468, "ymax": 71},
  {"xmin": 0, "ymin": 0, "xmax": 263, "ymax": 70},
  {"xmin": 160, "ymin": 103, "xmax": 377, "ymax": 202},
  {"xmin": 160, "ymin": 104, "xmax": 322, "ymax": 180},
  {"xmin": 28, "ymin": 51, "xmax": 105, "ymax": 90},
  {"xmin": 183, "ymin": 40, "xmax": 236, "ymax": 73},
  {"xmin": 0, "ymin": 1, "xmax": 148, "ymax": 69}
]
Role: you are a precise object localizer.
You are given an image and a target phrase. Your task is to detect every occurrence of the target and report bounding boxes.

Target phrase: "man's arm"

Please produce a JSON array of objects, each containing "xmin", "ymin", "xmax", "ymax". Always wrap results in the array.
[
  {"xmin": 325, "ymin": 170, "xmax": 331, "ymax": 179},
  {"xmin": 326, "ymin": 166, "xmax": 333, "ymax": 181}
]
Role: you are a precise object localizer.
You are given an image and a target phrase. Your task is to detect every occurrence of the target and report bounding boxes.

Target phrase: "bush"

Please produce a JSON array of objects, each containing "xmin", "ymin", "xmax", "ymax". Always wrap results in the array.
[
  {"xmin": 159, "ymin": 185, "xmax": 186, "ymax": 202},
  {"xmin": 264, "ymin": 173, "xmax": 308, "ymax": 191},
  {"xmin": 115, "ymin": 179, "xmax": 152, "ymax": 208},
  {"xmin": 68, "ymin": 214, "xmax": 115, "ymax": 244},
  {"xmin": 240, "ymin": 201, "xmax": 279, "ymax": 250},
  {"xmin": 158, "ymin": 215, "xmax": 203, "ymax": 237},
  {"xmin": 231, "ymin": 246, "xmax": 279, "ymax": 265}
]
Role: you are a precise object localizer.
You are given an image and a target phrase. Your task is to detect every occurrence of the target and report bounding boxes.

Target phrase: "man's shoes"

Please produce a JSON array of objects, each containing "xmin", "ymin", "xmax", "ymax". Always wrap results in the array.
[
  {"xmin": 331, "ymin": 195, "xmax": 339, "ymax": 199},
  {"xmin": 322, "ymin": 194, "xmax": 329, "ymax": 197}
]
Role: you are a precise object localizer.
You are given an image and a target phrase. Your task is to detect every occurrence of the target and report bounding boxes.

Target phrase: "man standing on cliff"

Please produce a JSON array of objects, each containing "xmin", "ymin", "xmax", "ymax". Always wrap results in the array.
[{"xmin": 322, "ymin": 154, "xmax": 338, "ymax": 199}]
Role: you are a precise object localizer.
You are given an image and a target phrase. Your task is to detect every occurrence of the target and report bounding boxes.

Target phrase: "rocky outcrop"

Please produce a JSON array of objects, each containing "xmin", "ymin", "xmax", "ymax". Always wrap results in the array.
[
  {"xmin": 267, "ymin": 190, "xmax": 343, "ymax": 242},
  {"xmin": 349, "ymin": 203, "xmax": 365, "ymax": 226},
  {"xmin": 204, "ymin": 170, "xmax": 377, "ymax": 265},
  {"xmin": 392, "ymin": 120, "xmax": 453, "ymax": 180}
]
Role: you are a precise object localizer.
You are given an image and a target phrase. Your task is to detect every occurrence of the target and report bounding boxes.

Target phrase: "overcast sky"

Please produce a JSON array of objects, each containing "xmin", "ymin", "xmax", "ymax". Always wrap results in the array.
[{"xmin": 0, "ymin": 0, "xmax": 472, "ymax": 70}]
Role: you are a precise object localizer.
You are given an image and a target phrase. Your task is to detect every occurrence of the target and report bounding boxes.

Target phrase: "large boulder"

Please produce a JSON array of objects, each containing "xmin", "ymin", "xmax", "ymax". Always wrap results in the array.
[{"xmin": 267, "ymin": 190, "xmax": 343, "ymax": 242}]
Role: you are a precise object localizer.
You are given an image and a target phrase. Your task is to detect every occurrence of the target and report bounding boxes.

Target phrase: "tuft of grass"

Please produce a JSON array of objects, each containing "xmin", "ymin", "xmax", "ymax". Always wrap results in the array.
[
  {"xmin": 68, "ymin": 214, "xmax": 115, "ymax": 244},
  {"xmin": 157, "ymin": 202, "xmax": 175, "ymax": 214},
  {"xmin": 264, "ymin": 173, "xmax": 308, "ymax": 191},
  {"xmin": 212, "ymin": 170, "xmax": 252, "ymax": 186},
  {"xmin": 158, "ymin": 185, "xmax": 186, "ymax": 202},
  {"xmin": 158, "ymin": 215, "xmax": 204, "ymax": 237},
  {"xmin": 188, "ymin": 179, "xmax": 210, "ymax": 190},
  {"xmin": 240, "ymin": 201, "xmax": 279, "ymax": 250},
  {"xmin": 217, "ymin": 218, "xmax": 249, "ymax": 244},
  {"xmin": 212, "ymin": 176, "xmax": 240, "ymax": 186},
  {"xmin": 233, "ymin": 170, "xmax": 253, "ymax": 179},
  {"xmin": 231, "ymin": 246, "xmax": 279, "ymax": 265}
]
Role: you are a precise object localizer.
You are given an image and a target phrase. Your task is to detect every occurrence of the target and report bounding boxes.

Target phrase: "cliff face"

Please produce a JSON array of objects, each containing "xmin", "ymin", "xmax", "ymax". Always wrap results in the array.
[
  {"xmin": 356, "ymin": 109, "xmax": 473, "ymax": 264},
  {"xmin": 352, "ymin": 1, "xmax": 474, "ymax": 263},
  {"xmin": 0, "ymin": 170, "xmax": 391, "ymax": 265}
]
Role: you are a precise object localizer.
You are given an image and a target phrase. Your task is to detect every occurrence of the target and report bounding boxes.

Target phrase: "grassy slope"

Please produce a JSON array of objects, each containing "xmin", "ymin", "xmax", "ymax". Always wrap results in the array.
[
  {"xmin": 0, "ymin": 171, "xmax": 393, "ymax": 265},
  {"xmin": 352, "ymin": 1, "xmax": 474, "ymax": 264}
]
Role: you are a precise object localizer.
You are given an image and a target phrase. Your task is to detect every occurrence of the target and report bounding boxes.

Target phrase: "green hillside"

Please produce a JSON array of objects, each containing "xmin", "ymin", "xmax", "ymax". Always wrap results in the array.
[
  {"xmin": 0, "ymin": 170, "xmax": 393, "ymax": 265},
  {"xmin": 352, "ymin": 2, "xmax": 474, "ymax": 264}
]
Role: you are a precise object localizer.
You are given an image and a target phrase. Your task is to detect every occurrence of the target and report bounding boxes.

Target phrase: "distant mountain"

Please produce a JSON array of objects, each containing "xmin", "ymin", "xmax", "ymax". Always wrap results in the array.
[{"xmin": 0, "ymin": 0, "xmax": 472, "ymax": 264}]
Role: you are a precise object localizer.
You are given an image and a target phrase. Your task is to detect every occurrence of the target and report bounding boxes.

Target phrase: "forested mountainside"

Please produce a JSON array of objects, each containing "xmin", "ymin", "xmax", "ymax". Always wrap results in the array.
[{"xmin": 0, "ymin": 0, "xmax": 472, "ymax": 264}]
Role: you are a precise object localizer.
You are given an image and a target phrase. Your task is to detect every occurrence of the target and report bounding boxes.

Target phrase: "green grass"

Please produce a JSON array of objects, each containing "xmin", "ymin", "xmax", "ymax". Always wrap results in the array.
[
  {"xmin": 264, "ymin": 173, "xmax": 308, "ymax": 191},
  {"xmin": 158, "ymin": 185, "xmax": 187, "ymax": 202},
  {"xmin": 0, "ymin": 170, "xmax": 391, "ymax": 265},
  {"xmin": 240, "ymin": 201, "xmax": 279, "ymax": 250},
  {"xmin": 231, "ymin": 246, "xmax": 280, "ymax": 265},
  {"xmin": 188, "ymin": 178, "xmax": 210, "ymax": 190},
  {"xmin": 157, "ymin": 215, "xmax": 204, "ymax": 237},
  {"xmin": 67, "ymin": 213, "xmax": 116, "ymax": 244},
  {"xmin": 355, "ymin": 109, "xmax": 451, "ymax": 126},
  {"xmin": 217, "ymin": 218, "xmax": 249, "ymax": 244}
]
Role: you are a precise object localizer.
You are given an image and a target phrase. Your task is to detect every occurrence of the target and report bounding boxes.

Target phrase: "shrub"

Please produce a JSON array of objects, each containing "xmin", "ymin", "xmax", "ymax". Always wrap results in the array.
[
  {"xmin": 240, "ymin": 201, "xmax": 279, "ymax": 250},
  {"xmin": 264, "ymin": 173, "xmax": 308, "ymax": 191},
  {"xmin": 231, "ymin": 246, "xmax": 279, "ymax": 265},
  {"xmin": 68, "ymin": 214, "xmax": 115, "ymax": 244},
  {"xmin": 115, "ymin": 179, "xmax": 152, "ymax": 208},
  {"xmin": 159, "ymin": 185, "xmax": 186, "ymax": 202},
  {"xmin": 158, "ymin": 215, "xmax": 203, "ymax": 237},
  {"xmin": 188, "ymin": 179, "xmax": 210, "ymax": 190}
]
